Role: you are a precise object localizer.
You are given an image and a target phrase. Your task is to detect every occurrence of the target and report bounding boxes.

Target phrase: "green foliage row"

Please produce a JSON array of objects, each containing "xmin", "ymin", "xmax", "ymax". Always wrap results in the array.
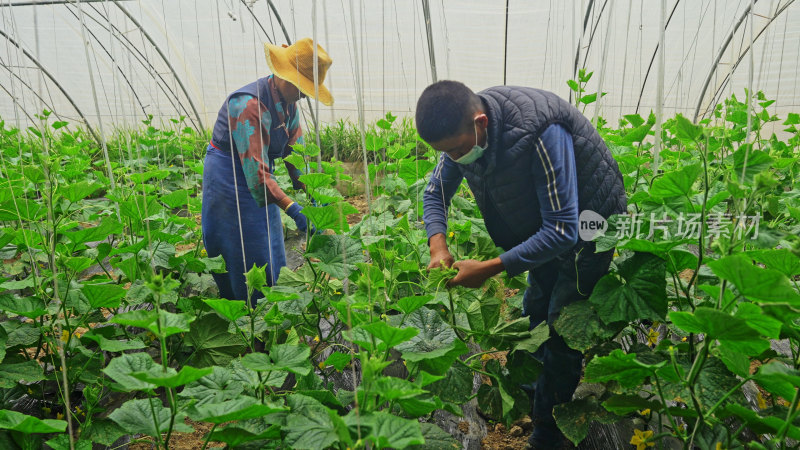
[{"xmin": 0, "ymin": 84, "xmax": 799, "ymax": 449}]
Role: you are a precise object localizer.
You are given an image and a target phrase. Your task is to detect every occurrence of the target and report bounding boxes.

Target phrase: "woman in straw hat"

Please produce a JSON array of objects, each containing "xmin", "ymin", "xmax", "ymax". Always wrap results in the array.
[{"xmin": 201, "ymin": 38, "xmax": 332, "ymax": 304}]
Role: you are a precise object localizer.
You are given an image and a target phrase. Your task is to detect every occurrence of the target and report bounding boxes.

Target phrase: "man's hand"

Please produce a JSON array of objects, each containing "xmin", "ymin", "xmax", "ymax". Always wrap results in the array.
[
  {"xmin": 427, "ymin": 233, "xmax": 454, "ymax": 270},
  {"xmin": 448, "ymin": 258, "xmax": 505, "ymax": 288}
]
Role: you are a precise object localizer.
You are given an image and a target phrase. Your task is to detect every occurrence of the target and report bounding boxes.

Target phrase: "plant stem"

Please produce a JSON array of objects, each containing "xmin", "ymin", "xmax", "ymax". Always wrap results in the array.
[
  {"xmin": 200, "ymin": 423, "xmax": 218, "ymax": 450},
  {"xmin": 776, "ymin": 387, "xmax": 800, "ymax": 441}
]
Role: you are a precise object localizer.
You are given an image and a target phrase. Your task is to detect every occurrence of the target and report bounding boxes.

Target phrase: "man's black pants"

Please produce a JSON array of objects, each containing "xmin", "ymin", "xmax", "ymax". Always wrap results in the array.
[{"xmin": 522, "ymin": 241, "xmax": 614, "ymax": 444}]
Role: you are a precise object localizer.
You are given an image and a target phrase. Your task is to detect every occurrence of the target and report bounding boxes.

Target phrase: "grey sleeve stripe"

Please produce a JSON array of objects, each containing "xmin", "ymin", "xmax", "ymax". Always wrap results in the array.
[
  {"xmin": 537, "ymin": 137, "xmax": 563, "ymax": 211},
  {"xmin": 534, "ymin": 139, "xmax": 557, "ymax": 211}
]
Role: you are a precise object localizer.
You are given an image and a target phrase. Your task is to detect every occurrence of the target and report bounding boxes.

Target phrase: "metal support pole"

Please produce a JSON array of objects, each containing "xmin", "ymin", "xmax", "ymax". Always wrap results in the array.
[{"xmin": 421, "ymin": 0, "xmax": 437, "ymax": 82}]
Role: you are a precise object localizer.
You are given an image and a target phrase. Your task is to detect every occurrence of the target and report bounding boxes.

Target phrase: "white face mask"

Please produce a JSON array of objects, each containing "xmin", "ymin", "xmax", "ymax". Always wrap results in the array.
[{"xmin": 453, "ymin": 121, "xmax": 487, "ymax": 165}]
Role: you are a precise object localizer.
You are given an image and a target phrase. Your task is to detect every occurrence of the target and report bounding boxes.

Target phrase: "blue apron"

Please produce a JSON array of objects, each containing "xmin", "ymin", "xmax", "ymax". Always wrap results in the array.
[{"xmin": 201, "ymin": 76, "xmax": 292, "ymax": 304}]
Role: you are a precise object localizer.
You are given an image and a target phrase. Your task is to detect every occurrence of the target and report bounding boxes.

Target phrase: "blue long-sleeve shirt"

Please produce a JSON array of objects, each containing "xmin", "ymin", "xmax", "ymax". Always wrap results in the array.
[{"xmin": 423, "ymin": 124, "xmax": 579, "ymax": 277}]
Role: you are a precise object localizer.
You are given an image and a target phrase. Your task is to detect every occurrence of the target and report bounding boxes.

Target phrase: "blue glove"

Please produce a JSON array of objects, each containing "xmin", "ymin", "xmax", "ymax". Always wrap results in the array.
[{"xmin": 286, "ymin": 202, "xmax": 313, "ymax": 234}]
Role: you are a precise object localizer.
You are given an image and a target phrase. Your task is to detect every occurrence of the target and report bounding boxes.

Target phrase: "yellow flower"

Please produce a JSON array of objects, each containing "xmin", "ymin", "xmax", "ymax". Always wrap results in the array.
[
  {"xmin": 318, "ymin": 361, "xmax": 325, "ymax": 369},
  {"xmin": 646, "ymin": 328, "xmax": 659, "ymax": 347},
  {"xmin": 630, "ymin": 429, "xmax": 654, "ymax": 450},
  {"xmin": 421, "ymin": 220, "xmax": 424, "ymax": 224},
  {"xmin": 313, "ymin": 336, "xmax": 320, "ymax": 343},
  {"xmin": 27, "ymin": 388, "xmax": 33, "ymax": 395},
  {"xmin": 676, "ymin": 423, "xmax": 685, "ymax": 434},
  {"xmin": 716, "ymin": 442, "xmax": 723, "ymax": 450},
  {"xmin": 756, "ymin": 391, "xmax": 767, "ymax": 410},
  {"xmin": 56, "ymin": 412, "xmax": 64, "ymax": 420},
  {"xmin": 380, "ymin": 314, "xmax": 387, "ymax": 320},
  {"xmin": 60, "ymin": 330, "xmax": 70, "ymax": 343},
  {"xmin": 638, "ymin": 408, "xmax": 651, "ymax": 417},
  {"xmin": 681, "ymin": 336, "xmax": 687, "ymax": 342},
  {"xmin": 334, "ymin": 291, "xmax": 342, "ymax": 295},
  {"xmin": 42, "ymin": 407, "xmax": 51, "ymax": 415},
  {"xmin": 200, "ymin": 248, "xmax": 207, "ymax": 257},
  {"xmin": 481, "ymin": 353, "xmax": 492, "ymax": 361},
  {"xmin": 448, "ymin": 231, "xmax": 454, "ymax": 238}
]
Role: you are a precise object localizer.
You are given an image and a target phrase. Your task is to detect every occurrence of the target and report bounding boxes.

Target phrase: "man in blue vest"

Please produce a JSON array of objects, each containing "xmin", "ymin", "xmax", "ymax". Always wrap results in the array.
[
  {"xmin": 417, "ymin": 81, "xmax": 626, "ymax": 449},
  {"xmin": 202, "ymin": 38, "xmax": 332, "ymax": 305}
]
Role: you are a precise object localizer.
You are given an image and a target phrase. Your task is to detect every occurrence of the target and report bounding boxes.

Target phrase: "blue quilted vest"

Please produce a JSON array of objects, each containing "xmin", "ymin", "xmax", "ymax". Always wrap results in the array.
[
  {"xmin": 459, "ymin": 86, "xmax": 627, "ymax": 252},
  {"xmin": 210, "ymin": 76, "xmax": 296, "ymax": 161}
]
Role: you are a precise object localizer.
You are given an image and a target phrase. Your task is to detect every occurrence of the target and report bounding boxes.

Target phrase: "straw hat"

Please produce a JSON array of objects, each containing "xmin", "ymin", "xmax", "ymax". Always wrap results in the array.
[{"xmin": 264, "ymin": 38, "xmax": 333, "ymax": 106}]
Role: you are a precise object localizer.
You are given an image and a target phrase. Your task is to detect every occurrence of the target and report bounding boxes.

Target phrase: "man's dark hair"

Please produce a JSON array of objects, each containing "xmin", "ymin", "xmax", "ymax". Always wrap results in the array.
[{"xmin": 415, "ymin": 80, "xmax": 482, "ymax": 143}]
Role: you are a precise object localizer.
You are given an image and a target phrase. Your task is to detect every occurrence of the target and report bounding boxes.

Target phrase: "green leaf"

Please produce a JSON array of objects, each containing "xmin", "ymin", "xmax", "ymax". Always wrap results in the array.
[
  {"xmin": 97, "ymin": 337, "xmax": 146, "ymax": 352},
  {"xmin": 589, "ymin": 252, "xmax": 667, "ymax": 324},
  {"xmin": 360, "ymin": 321, "xmax": 419, "ymax": 350},
  {"xmin": 285, "ymin": 396, "xmax": 340, "ymax": 450},
  {"xmin": 284, "ymin": 153, "xmax": 306, "ymax": 170},
  {"xmin": 179, "ymin": 366, "xmax": 244, "ymax": 406},
  {"xmin": 398, "ymin": 159, "xmax": 435, "ymax": 185},
  {"xmin": 784, "ymin": 112, "xmax": 800, "ymax": 125},
  {"xmin": 373, "ymin": 377, "xmax": 426, "ymax": 402},
  {"xmin": 715, "ymin": 345, "xmax": 751, "ymax": 378},
  {"xmin": 81, "ymin": 284, "xmax": 126, "ymax": 309},
  {"xmin": 160, "ymin": 189, "xmax": 190, "ymax": 208},
  {"xmin": 601, "ymin": 394, "xmax": 662, "ymax": 415},
  {"xmin": 395, "ymin": 308, "xmax": 456, "ymax": 360},
  {"xmin": 566, "ymin": 79, "xmax": 580, "ymax": 93},
  {"xmin": 753, "ymin": 362, "xmax": 800, "ymax": 401},
  {"xmin": 0, "ymin": 361, "xmax": 45, "ymax": 388},
  {"xmin": 298, "ymin": 173, "xmax": 333, "ymax": 189},
  {"xmin": 242, "ymin": 343, "xmax": 311, "ymax": 376},
  {"xmin": 579, "ymin": 92, "xmax": 607, "ymax": 105},
  {"xmin": 0, "ymin": 326, "xmax": 8, "ymax": 364},
  {"xmin": 362, "ymin": 411, "xmax": 425, "ymax": 448},
  {"xmin": 746, "ymin": 249, "xmax": 800, "ymax": 278},
  {"xmin": 669, "ymin": 307, "xmax": 768, "ymax": 355},
  {"xmin": 184, "ymin": 313, "xmax": 247, "ymax": 367},
  {"xmin": 81, "ymin": 419, "xmax": 127, "ymax": 447},
  {"xmin": 207, "ymin": 424, "xmax": 281, "ymax": 446},
  {"xmin": 584, "ymin": 349, "xmax": 664, "ymax": 388},
  {"xmin": 554, "ymin": 300, "xmax": 623, "ymax": 352},
  {"xmin": 733, "ymin": 146, "xmax": 773, "ymax": 184},
  {"xmin": 734, "ymin": 303, "xmax": 782, "ymax": 339},
  {"xmin": 203, "ymin": 299, "xmax": 248, "ymax": 322},
  {"xmin": 102, "ymin": 353, "xmax": 157, "ymax": 392},
  {"xmin": 721, "ymin": 403, "xmax": 800, "ymax": 440},
  {"xmin": 324, "ymin": 352, "xmax": 352, "ymax": 371},
  {"xmin": 624, "ymin": 114, "xmax": 645, "ymax": 127},
  {"xmin": 188, "ymin": 397, "xmax": 286, "ymax": 424},
  {"xmin": 395, "ymin": 294, "xmax": 433, "ymax": 314},
  {"xmin": 0, "ymin": 410, "xmax": 67, "ymax": 434},
  {"xmin": 63, "ymin": 217, "xmax": 122, "ymax": 245},
  {"xmin": 119, "ymin": 195, "xmax": 164, "ymax": 223},
  {"xmin": 110, "ymin": 309, "xmax": 194, "ymax": 338},
  {"xmin": 132, "ymin": 365, "xmax": 212, "ymax": 389},
  {"xmin": 306, "ymin": 234, "xmax": 364, "ymax": 279},
  {"xmin": 466, "ymin": 296, "xmax": 500, "ymax": 333},
  {"xmin": 408, "ymin": 422, "xmax": 461, "ymax": 450},
  {"xmin": 60, "ymin": 180, "xmax": 101, "ymax": 203},
  {"xmin": 303, "ymin": 204, "xmax": 357, "ymax": 232},
  {"xmin": 708, "ymin": 255, "xmax": 800, "ymax": 305},
  {"xmin": 554, "ymin": 397, "xmax": 617, "ymax": 446},
  {"xmin": 427, "ymin": 362, "xmax": 474, "ymax": 404},
  {"xmin": 0, "ymin": 295, "xmax": 47, "ymax": 319},
  {"xmin": 673, "ymin": 114, "xmax": 703, "ymax": 141},
  {"xmin": 109, "ymin": 398, "xmax": 191, "ymax": 437},
  {"xmin": 649, "ymin": 163, "xmax": 702, "ymax": 198}
]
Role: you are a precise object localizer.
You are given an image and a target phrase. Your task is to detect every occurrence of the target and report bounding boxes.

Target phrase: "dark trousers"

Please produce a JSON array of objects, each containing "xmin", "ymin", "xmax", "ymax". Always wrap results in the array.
[{"xmin": 523, "ymin": 241, "xmax": 614, "ymax": 444}]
